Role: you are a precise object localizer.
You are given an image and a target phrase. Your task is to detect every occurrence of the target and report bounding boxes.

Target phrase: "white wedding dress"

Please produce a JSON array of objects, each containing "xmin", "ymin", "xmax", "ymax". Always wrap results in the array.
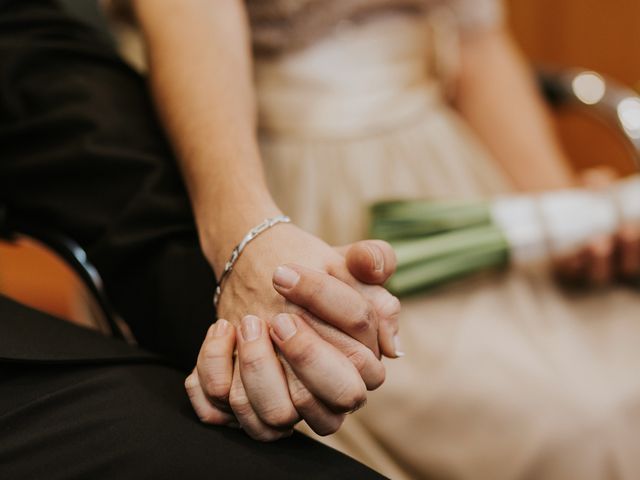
[{"xmin": 256, "ymin": 10, "xmax": 640, "ymax": 480}]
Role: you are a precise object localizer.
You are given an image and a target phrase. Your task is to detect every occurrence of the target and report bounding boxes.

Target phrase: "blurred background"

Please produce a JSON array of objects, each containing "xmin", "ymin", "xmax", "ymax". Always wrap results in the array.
[
  {"xmin": 508, "ymin": 0, "xmax": 640, "ymax": 176},
  {"xmin": 2, "ymin": 0, "xmax": 639, "ymax": 323}
]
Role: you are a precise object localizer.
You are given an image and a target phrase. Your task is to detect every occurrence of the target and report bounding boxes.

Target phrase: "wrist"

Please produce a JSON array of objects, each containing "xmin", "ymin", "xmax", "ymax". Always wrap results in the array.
[
  {"xmin": 213, "ymin": 214, "xmax": 291, "ymax": 307},
  {"xmin": 199, "ymin": 197, "xmax": 283, "ymax": 276}
]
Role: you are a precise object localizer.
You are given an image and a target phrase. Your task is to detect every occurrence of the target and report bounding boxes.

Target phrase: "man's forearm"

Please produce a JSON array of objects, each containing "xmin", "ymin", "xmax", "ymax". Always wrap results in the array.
[
  {"xmin": 455, "ymin": 28, "xmax": 576, "ymax": 192},
  {"xmin": 132, "ymin": 0, "xmax": 280, "ymax": 272}
]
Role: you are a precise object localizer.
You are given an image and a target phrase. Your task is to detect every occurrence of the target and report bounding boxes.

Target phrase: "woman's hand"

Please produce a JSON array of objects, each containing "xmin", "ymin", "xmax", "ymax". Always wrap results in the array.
[
  {"xmin": 554, "ymin": 167, "xmax": 640, "ymax": 286},
  {"xmin": 554, "ymin": 225, "xmax": 640, "ymax": 286}
]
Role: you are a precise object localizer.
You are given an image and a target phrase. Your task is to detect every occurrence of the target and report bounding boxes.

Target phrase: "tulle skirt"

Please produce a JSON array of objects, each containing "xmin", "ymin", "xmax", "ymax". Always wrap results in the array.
[{"xmin": 256, "ymin": 11, "xmax": 640, "ymax": 480}]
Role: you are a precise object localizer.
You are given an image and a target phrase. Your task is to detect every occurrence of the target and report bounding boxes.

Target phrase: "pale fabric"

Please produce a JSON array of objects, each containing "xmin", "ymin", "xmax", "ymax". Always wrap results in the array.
[
  {"xmin": 258, "ymin": 12, "xmax": 510, "ymax": 245},
  {"xmin": 256, "ymin": 10, "xmax": 640, "ymax": 480},
  {"xmin": 246, "ymin": 0, "xmax": 503, "ymax": 53},
  {"xmin": 106, "ymin": 0, "xmax": 503, "ymax": 55}
]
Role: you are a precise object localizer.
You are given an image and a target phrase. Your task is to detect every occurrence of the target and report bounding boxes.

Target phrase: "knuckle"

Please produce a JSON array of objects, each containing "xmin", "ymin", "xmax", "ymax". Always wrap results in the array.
[
  {"xmin": 351, "ymin": 306, "xmax": 373, "ymax": 334},
  {"xmin": 196, "ymin": 355, "xmax": 233, "ymax": 401},
  {"xmin": 367, "ymin": 362, "xmax": 386, "ymax": 391},
  {"xmin": 347, "ymin": 348, "xmax": 385, "ymax": 390},
  {"xmin": 198, "ymin": 410, "xmax": 226, "ymax": 425},
  {"xmin": 285, "ymin": 341, "xmax": 318, "ymax": 368},
  {"xmin": 346, "ymin": 348, "xmax": 368, "ymax": 373},
  {"xmin": 228, "ymin": 386, "xmax": 252, "ymax": 416},
  {"xmin": 383, "ymin": 294, "xmax": 402, "ymax": 319},
  {"xmin": 201, "ymin": 375, "xmax": 231, "ymax": 402},
  {"xmin": 199, "ymin": 342, "xmax": 228, "ymax": 366},
  {"xmin": 184, "ymin": 373, "xmax": 199, "ymax": 392},
  {"xmin": 261, "ymin": 405, "xmax": 299, "ymax": 428},
  {"xmin": 374, "ymin": 290, "xmax": 401, "ymax": 322},
  {"xmin": 333, "ymin": 383, "xmax": 367, "ymax": 413},
  {"xmin": 201, "ymin": 340, "xmax": 221, "ymax": 359},
  {"xmin": 289, "ymin": 384, "xmax": 316, "ymax": 411},
  {"xmin": 239, "ymin": 352, "xmax": 266, "ymax": 375}
]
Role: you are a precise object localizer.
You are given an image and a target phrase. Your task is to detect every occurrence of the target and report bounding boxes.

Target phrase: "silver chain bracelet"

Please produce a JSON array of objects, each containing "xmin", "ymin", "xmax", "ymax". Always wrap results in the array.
[{"xmin": 213, "ymin": 215, "xmax": 291, "ymax": 308}]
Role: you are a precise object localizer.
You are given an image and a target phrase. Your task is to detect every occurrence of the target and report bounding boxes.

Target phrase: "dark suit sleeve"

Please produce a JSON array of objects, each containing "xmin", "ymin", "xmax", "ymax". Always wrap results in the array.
[{"xmin": 0, "ymin": 0, "xmax": 216, "ymax": 370}]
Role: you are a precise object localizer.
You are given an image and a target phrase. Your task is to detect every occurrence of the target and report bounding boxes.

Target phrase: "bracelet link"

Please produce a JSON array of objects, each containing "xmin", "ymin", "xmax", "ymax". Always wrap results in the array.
[{"xmin": 213, "ymin": 215, "xmax": 291, "ymax": 308}]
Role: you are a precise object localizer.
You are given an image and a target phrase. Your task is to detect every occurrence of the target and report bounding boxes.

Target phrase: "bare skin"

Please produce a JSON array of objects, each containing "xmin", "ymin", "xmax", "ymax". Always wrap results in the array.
[
  {"xmin": 187, "ymin": 241, "xmax": 400, "ymax": 440},
  {"xmin": 456, "ymin": 28, "xmax": 640, "ymax": 283},
  {"xmin": 127, "ymin": 0, "xmax": 401, "ymax": 440}
]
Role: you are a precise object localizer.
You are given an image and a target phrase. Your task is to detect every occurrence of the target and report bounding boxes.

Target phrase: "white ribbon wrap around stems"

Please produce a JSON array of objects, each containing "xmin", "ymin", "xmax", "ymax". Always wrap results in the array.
[{"xmin": 490, "ymin": 176, "xmax": 640, "ymax": 265}]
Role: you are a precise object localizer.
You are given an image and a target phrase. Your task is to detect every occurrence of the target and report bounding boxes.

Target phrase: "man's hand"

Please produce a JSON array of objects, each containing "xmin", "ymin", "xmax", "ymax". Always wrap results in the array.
[
  {"xmin": 554, "ymin": 225, "xmax": 640, "ymax": 286},
  {"xmin": 186, "ymin": 240, "xmax": 401, "ymax": 440},
  {"xmin": 186, "ymin": 313, "xmax": 365, "ymax": 440},
  {"xmin": 273, "ymin": 239, "xmax": 402, "ymax": 362}
]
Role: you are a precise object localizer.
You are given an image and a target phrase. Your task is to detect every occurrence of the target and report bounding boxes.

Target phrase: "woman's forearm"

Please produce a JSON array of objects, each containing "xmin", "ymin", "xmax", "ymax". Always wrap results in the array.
[
  {"xmin": 454, "ymin": 28, "xmax": 576, "ymax": 192},
  {"xmin": 132, "ymin": 0, "xmax": 279, "ymax": 272}
]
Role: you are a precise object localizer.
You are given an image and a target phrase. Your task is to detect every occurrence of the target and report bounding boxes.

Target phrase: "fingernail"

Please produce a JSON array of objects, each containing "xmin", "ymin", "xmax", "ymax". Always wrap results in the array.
[
  {"xmin": 273, "ymin": 266, "xmax": 300, "ymax": 289},
  {"xmin": 272, "ymin": 314, "xmax": 297, "ymax": 342},
  {"xmin": 394, "ymin": 335, "xmax": 405, "ymax": 357},
  {"xmin": 369, "ymin": 246, "xmax": 384, "ymax": 272},
  {"xmin": 241, "ymin": 315, "xmax": 261, "ymax": 342},
  {"xmin": 214, "ymin": 319, "xmax": 230, "ymax": 337}
]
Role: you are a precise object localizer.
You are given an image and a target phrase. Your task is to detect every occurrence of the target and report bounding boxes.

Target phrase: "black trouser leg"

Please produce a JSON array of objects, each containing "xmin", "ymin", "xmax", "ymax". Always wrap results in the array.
[{"xmin": 0, "ymin": 296, "xmax": 385, "ymax": 479}]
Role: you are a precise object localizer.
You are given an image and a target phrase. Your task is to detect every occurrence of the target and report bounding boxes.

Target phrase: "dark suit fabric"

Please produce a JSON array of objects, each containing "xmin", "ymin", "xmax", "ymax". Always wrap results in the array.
[
  {"xmin": 0, "ymin": 0, "xmax": 212, "ymax": 370},
  {"xmin": 0, "ymin": 295, "xmax": 383, "ymax": 479},
  {"xmin": 0, "ymin": 1, "xmax": 384, "ymax": 478}
]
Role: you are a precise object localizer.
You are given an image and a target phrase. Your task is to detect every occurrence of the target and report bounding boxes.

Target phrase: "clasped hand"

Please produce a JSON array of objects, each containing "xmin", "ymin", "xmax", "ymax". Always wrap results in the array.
[{"xmin": 186, "ymin": 233, "xmax": 401, "ymax": 441}]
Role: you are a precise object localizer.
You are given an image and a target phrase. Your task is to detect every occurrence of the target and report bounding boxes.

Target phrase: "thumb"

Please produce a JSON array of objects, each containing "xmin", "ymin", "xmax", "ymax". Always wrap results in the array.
[{"xmin": 336, "ymin": 240, "xmax": 397, "ymax": 285}]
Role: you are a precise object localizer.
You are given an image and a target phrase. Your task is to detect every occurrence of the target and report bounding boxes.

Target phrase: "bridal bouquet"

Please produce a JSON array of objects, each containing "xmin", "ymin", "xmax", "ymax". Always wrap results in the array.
[{"xmin": 371, "ymin": 175, "xmax": 640, "ymax": 296}]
